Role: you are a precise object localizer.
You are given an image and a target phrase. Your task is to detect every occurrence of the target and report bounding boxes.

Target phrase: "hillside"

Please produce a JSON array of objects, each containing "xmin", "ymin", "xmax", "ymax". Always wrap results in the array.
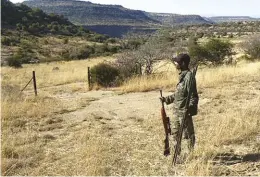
[
  {"xmin": 1, "ymin": 0, "xmax": 91, "ymax": 35},
  {"xmin": 208, "ymin": 16, "xmax": 260, "ymax": 23},
  {"xmin": 22, "ymin": 0, "xmax": 212, "ymax": 27},
  {"xmin": 146, "ymin": 12, "xmax": 212, "ymax": 26},
  {"xmin": 22, "ymin": 0, "xmax": 160, "ymax": 26},
  {"xmin": 1, "ymin": 0, "xmax": 121, "ymax": 66},
  {"xmin": 21, "ymin": 0, "xmax": 213, "ymax": 37}
]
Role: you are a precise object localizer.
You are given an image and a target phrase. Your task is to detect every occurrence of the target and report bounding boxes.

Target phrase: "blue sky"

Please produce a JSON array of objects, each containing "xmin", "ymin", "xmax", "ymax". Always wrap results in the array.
[{"xmin": 9, "ymin": 0, "xmax": 260, "ymax": 17}]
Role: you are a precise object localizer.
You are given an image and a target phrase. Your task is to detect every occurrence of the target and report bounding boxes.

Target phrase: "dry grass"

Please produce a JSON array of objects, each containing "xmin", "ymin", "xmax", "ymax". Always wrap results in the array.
[
  {"xmin": 1, "ymin": 56, "xmax": 115, "ymax": 89},
  {"xmin": 1, "ymin": 60, "xmax": 260, "ymax": 176},
  {"xmin": 120, "ymin": 61, "xmax": 260, "ymax": 92}
]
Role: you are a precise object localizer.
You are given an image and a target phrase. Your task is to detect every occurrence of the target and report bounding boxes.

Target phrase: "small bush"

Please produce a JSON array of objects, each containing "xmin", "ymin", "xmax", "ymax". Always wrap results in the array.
[
  {"xmin": 7, "ymin": 56, "xmax": 22, "ymax": 68},
  {"xmin": 1, "ymin": 36, "xmax": 20, "ymax": 46},
  {"xmin": 115, "ymin": 51, "xmax": 142, "ymax": 79},
  {"xmin": 90, "ymin": 63, "xmax": 120, "ymax": 87},
  {"xmin": 63, "ymin": 38, "xmax": 69, "ymax": 44},
  {"xmin": 13, "ymin": 48, "xmax": 33, "ymax": 64},
  {"xmin": 106, "ymin": 38, "xmax": 117, "ymax": 44},
  {"xmin": 1, "ymin": 37, "xmax": 12, "ymax": 46},
  {"xmin": 89, "ymin": 34, "xmax": 109, "ymax": 43},
  {"xmin": 66, "ymin": 45, "xmax": 95, "ymax": 60},
  {"xmin": 241, "ymin": 35, "xmax": 260, "ymax": 59}
]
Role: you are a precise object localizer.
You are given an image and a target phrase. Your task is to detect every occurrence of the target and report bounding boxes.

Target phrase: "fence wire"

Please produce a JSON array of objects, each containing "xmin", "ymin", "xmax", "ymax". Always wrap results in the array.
[{"xmin": 20, "ymin": 77, "xmax": 33, "ymax": 93}]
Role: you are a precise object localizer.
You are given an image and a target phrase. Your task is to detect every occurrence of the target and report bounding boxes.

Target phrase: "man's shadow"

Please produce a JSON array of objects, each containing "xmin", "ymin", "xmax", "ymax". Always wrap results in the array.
[{"xmin": 213, "ymin": 152, "xmax": 260, "ymax": 165}]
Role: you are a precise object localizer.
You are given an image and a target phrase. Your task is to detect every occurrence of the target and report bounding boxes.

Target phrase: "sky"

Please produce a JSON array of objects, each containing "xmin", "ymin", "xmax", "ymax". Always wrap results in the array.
[{"xmin": 9, "ymin": 0, "xmax": 260, "ymax": 17}]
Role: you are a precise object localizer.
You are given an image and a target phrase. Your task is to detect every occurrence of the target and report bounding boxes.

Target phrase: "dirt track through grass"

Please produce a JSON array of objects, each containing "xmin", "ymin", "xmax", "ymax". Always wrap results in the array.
[
  {"xmin": 2, "ymin": 79, "xmax": 260, "ymax": 175},
  {"xmin": 2, "ymin": 61, "xmax": 260, "ymax": 175}
]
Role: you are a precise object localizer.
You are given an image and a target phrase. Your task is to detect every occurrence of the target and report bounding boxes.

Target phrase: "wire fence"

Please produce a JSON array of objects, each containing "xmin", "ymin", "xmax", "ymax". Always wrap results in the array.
[{"xmin": 20, "ymin": 71, "xmax": 37, "ymax": 96}]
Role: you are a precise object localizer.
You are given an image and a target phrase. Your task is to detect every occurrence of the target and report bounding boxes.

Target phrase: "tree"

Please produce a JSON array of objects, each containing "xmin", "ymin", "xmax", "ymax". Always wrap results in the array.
[
  {"xmin": 204, "ymin": 39, "xmax": 233, "ymax": 65},
  {"xmin": 241, "ymin": 35, "xmax": 260, "ymax": 60},
  {"xmin": 188, "ymin": 38, "xmax": 233, "ymax": 65},
  {"xmin": 188, "ymin": 44, "xmax": 208, "ymax": 65}
]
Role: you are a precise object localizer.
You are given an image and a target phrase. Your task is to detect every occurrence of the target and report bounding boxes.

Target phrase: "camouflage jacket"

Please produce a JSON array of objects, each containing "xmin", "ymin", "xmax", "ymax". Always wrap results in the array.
[{"xmin": 165, "ymin": 69, "xmax": 199, "ymax": 115}]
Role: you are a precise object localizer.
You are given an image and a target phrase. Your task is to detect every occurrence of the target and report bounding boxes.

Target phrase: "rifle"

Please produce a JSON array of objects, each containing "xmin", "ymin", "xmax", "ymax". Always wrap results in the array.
[
  {"xmin": 172, "ymin": 65, "xmax": 198, "ymax": 166},
  {"xmin": 160, "ymin": 90, "xmax": 172, "ymax": 156}
]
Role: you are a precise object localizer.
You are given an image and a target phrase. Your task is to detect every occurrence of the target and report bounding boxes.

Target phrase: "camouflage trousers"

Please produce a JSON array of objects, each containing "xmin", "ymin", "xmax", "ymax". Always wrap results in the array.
[{"xmin": 172, "ymin": 114, "xmax": 195, "ymax": 151}]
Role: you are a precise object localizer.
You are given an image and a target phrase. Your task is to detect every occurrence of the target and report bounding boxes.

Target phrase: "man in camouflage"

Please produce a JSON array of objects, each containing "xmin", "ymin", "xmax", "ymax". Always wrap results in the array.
[{"xmin": 160, "ymin": 53, "xmax": 199, "ymax": 152}]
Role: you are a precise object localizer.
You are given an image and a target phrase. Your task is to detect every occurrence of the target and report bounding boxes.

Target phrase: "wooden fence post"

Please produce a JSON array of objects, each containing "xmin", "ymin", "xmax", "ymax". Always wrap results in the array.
[
  {"xmin": 87, "ymin": 67, "xmax": 91, "ymax": 90},
  {"xmin": 32, "ymin": 71, "xmax": 37, "ymax": 96}
]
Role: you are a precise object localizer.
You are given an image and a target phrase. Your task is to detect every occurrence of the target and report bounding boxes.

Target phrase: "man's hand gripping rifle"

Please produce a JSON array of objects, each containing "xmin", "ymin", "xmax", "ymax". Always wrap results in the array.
[{"xmin": 160, "ymin": 90, "xmax": 172, "ymax": 156}]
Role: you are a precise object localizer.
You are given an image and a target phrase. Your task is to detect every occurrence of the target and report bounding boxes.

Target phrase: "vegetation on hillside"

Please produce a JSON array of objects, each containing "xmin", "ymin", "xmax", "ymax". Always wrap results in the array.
[
  {"xmin": 22, "ymin": 0, "xmax": 160, "ymax": 26},
  {"xmin": 2, "ymin": 0, "xmax": 91, "ymax": 36},
  {"xmin": 1, "ymin": 0, "xmax": 122, "ymax": 67},
  {"xmin": 146, "ymin": 13, "xmax": 211, "ymax": 26}
]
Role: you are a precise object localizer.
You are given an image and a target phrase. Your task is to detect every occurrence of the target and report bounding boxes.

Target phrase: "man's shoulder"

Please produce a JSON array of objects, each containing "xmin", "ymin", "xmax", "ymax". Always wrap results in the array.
[{"xmin": 184, "ymin": 70, "xmax": 192, "ymax": 80}]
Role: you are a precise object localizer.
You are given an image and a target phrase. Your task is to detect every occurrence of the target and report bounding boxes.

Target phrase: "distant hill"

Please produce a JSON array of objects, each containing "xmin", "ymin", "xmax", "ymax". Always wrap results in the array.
[
  {"xmin": 22, "ymin": 0, "xmax": 160, "ymax": 26},
  {"xmin": 146, "ymin": 12, "xmax": 212, "ymax": 26},
  {"xmin": 21, "ymin": 0, "xmax": 213, "ymax": 37},
  {"xmin": 208, "ymin": 16, "xmax": 260, "ymax": 23},
  {"xmin": 1, "ymin": 0, "xmax": 91, "ymax": 36},
  {"xmin": 22, "ymin": 0, "xmax": 212, "ymax": 27}
]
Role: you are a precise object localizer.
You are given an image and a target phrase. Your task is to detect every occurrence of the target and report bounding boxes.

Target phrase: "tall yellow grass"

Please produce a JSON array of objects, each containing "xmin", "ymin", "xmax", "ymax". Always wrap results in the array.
[
  {"xmin": 1, "ymin": 56, "xmax": 115, "ymax": 89},
  {"xmin": 120, "ymin": 62, "xmax": 260, "ymax": 92},
  {"xmin": 1, "ymin": 60, "xmax": 260, "ymax": 176}
]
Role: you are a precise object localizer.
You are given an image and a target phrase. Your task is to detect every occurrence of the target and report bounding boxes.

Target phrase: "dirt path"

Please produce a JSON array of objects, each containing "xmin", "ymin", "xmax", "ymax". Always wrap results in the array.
[{"xmin": 17, "ymin": 78, "xmax": 260, "ymax": 175}]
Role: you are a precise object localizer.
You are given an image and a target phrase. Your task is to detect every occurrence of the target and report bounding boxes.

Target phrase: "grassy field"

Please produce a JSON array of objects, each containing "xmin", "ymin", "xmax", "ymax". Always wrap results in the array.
[
  {"xmin": 1, "ymin": 58, "xmax": 260, "ymax": 175},
  {"xmin": 1, "ymin": 56, "xmax": 115, "ymax": 88}
]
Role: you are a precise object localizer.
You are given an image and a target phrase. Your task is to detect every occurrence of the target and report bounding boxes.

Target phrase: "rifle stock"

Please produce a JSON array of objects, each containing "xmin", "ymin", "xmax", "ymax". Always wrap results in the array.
[
  {"xmin": 172, "ymin": 65, "xmax": 198, "ymax": 166},
  {"xmin": 160, "ymin": 90, "xmax": 171, "ymax": 156}
]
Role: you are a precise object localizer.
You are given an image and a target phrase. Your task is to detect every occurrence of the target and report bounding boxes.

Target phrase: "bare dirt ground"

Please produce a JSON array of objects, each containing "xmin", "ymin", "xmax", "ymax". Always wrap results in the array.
[{"xmin": 9, "ymin": 74, "xmax": 259, "ymax": 176}]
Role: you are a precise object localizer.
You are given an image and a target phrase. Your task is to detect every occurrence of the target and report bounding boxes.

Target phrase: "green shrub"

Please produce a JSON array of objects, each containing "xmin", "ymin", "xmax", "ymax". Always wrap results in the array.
[
  {"xmin": 1, "ymin": 37, "xmax": 12, "ymax": 46},
  {"xmin": 89, "ymin": 34, "xmax": 109, "ymax": 43},
  {"xmin": 7, "ymin": 56, "xmax": 22, "ymax": 68},
  {"xmin": 13, "ymin": 48, "xmax": 34, "ymax": 63},
  {"xmin": 90, "ymin": 63, "xmax": 119, "ymax": 87},
  {"xmin": 77, "ymin": 46, "xmax": 94, "ymax": 59},
  {"xmin": 66, "ymin": 45, "xmax": 95, "ymax": 60},
  {"xmin": 106, "ymin": 38, "xmax": 117, "ymax": 44},
  {"xmin": 188, "ymin": 38, "xmax": 233, "ymax": 65},
  {"xmin": 63, "ymin": 38, "xmax": 69, "ymax": 44},
  {"xmin": 109, "ymin": 45, "xmax": 120, "ymax": 54},
  {"xmin": 188, "ymin": 44, "xmax": 208, "ymax": 65},
  {"xmin": 204, "ymin": 39, "xmax": 233, "ymax": 65},
  {"xmin": 1, "ymin": 36, "xmax": 20, "ymax": 46},
  {"xmin": 94, "ymin": 43, "xmax": 109, "ymax": 55}
]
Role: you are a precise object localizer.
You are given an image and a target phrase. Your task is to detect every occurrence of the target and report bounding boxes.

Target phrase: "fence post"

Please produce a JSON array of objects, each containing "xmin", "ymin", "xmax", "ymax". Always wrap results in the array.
[
  {"xmin": 87, "ymin": 67, "xmax": 91, "ymax": 90},
  {"xmin": 139, "ymin": 63, "xmax": 142, "ymax": 75},
  {"xmin": 32, "ymin": 71, "xmax": 37, "ymax": 96}
]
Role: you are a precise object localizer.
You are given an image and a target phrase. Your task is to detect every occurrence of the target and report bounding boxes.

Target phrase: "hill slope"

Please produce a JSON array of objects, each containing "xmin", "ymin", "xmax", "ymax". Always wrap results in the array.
[
  {"xmin": 22, "ymin": 0, "xmax": 211, "ymax": 26},
  {"xmin": 208, "ymin": 16, "xmax": 260, "ymax": 23},
  {"xmin": 22, "ymin": 0, "xmax": 160, "ymax": 26},
  {"xmin": 1, "ymin": 0, "xmax": 90, "ymax": 35},
  {"xmin": 146, "ymin": 12, "xmax": 212, "ymax": 26}
]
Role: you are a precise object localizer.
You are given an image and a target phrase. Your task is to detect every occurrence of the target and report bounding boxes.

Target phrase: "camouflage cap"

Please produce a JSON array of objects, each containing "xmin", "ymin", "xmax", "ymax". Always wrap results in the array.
[{"xmin": 172, "ymin": 53, "xmax": 190, "ymax": 65}]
